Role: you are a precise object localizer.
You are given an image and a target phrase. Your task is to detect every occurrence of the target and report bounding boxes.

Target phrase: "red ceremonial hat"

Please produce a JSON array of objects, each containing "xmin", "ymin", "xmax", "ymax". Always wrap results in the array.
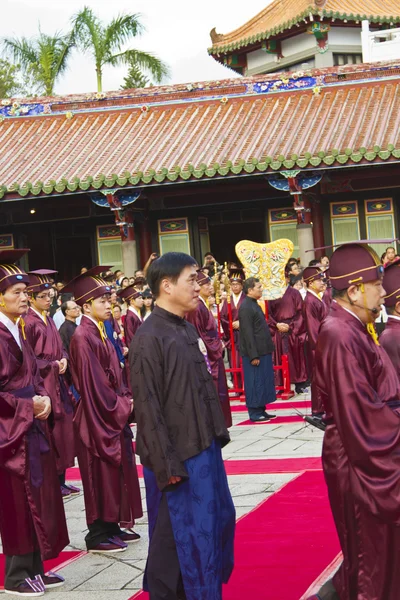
[
  {"xmin": 229, "ymin": 268, "xmax": 245, "ymax": 282},
  {"xmin": 117, "ymin": 285, "xmax": 142, "ymax": 303},
  {"xmin": 329, "ymin": 243, "xmax": 384, "ymax": 290},
  {"xmin": 383, "ymin": 260, "xmax": 400, "ymax": 307},
  {"xmin": 62, "ymin": 266, "xmax": 112, "ymax": 307},
  {"xmin": 197, "ymin": 270, "xmax": 211, "ymax": 286},
  {"xmin": 0, "ymin": 249, "xmax": 30, "ymax": 293},
  {"xmin": 302, "ymin": 266, "xmax": 324, "ymax": 284},
  {"xmin": 27, "ymin": 269, "xmax": 57, "ymax": 293}
]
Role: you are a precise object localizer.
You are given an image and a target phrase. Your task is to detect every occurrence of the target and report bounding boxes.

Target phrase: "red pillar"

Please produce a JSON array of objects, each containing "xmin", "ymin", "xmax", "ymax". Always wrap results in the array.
[
  {"xmin": 311, "ymin": 196, "xmax": 325, "ymax": 258},
  {"xmin": 138, "ymin": 219, "xmax": 153, "ymax": 267}
]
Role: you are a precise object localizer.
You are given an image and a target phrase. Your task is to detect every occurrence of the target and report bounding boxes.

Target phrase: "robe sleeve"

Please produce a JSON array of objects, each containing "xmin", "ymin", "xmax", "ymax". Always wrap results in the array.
[
  {"xmin": 125, "ymin": 313, "xmax": 141, "ymax": 348},
  {"xmin": 289, "ymin": 291, "xmax": 305, "ymax": 335},
  {"xmin": 239, "ymin": 305, "xmax": 258, "ymax": 361},
  {"xmin": 130, "ymin": 334, "xmax": 189, "ymax": 491},
  {"xmin": 186, "ymin": 306, "xmax": 222, "ymax": 364},
  {"xmin": 317, "ymin": 337, "xmax": 400, "ymax": 524},
  {"xmin": 70, "ymin": 337, "xmax": 132, "ymax": 466},
  {"xmin": 220, "ymin": 302, "xmax": 230, "ymax": 340},
  {"xmin": 305, "ymin": 299, "xmax": 323, "ymax": 350}
]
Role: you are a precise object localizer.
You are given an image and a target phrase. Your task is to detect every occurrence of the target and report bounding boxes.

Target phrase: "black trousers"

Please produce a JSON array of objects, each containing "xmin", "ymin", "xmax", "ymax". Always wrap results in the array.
[
  {"xmin": 5, "ymin": 551, "xmax": 44, "ymax": 589},
  {"xmin": 147, "ymin": 493, "xmax": 186, "ymax": 600},
  {"xmin": 85, "ymin": 519, "xmax": 123, "ymax": 549}
]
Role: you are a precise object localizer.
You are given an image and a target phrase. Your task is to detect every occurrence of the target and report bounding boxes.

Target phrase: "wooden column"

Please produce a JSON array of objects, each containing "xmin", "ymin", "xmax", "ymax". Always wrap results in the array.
[
  {"xmin": 138, "ymin": 219, "xmax": 153, "ymax": 267},
  {"xmin": 310, "ymin": 191, "xmax": 325, "ymax": 259}
]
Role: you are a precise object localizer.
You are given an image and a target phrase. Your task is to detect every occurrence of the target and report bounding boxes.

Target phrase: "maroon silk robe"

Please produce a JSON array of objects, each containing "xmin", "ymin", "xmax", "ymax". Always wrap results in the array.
[
  {"xmin": 24, "ymin": 308, "xmax": 75, "ymax": 474},
  {"xmin": 315, "ymin": 302, "xmax": 400, "ymax": 600},
  {"xmin": 303, "ymin": 291, "xmax": 328, "ymax": 414},
  {"xmin": 0, "ymin": 322, "xmax": 69, "ymax": 558},
  {"xmin": 380, "ymin": 317, "xmax": 400, "ymax": 380},
  {"xmin": 220, "ymin": 292, "xmax": 245, "ymax": 387},
  {"xmin": 187, "ymin": 299, "xmax": 232, "ymax": 428},
  {"xmin": 268, "ymin": 286, "xmax": 307, "ymax": 384},
  {"xmin": 124, "ymin": 308, "xmax": 142, "ymax": 349},
  {"xmin": 69, "ymin": 316, "xmax": 142, "ymax": 526}
]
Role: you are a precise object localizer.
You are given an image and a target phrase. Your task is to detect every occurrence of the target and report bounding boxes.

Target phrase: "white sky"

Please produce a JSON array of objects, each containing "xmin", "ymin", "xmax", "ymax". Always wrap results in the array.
[{"xmin": 1, "ymin": 0, "xmax": 271, "ymax": 95}]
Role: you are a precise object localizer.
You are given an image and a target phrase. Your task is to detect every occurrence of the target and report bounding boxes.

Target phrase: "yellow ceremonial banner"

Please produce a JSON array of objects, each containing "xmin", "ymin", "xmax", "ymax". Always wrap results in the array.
[{"xmin": 235, "ymin": 239, "xmax": 294, "ymax": 301}]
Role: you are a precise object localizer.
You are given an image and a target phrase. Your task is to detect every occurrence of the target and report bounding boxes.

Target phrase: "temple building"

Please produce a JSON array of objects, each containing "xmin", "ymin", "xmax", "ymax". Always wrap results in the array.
[
  {"xmin": 1, "ymin": 1, "xmax": 400, "ymax": 277},
  {"xmin": 209, "ymin": 0, "xmax": 400, "ymax": 74}
]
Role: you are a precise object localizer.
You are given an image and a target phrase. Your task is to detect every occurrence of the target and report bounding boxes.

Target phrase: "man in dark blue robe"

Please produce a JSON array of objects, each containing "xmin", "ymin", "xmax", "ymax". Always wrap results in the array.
[{"xmin": 130, "ymin": 252, "xmax": 235, "ymax": 600}]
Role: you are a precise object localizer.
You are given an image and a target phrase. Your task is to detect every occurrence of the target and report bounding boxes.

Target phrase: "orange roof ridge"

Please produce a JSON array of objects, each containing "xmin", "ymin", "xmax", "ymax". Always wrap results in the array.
[
  {"xmin": 209, "ymin": 0, "xmax": 400, "ymax": 55},
  {"xmin": 1, "ymin": 60, "xmax": 400, "ymax": 200}
]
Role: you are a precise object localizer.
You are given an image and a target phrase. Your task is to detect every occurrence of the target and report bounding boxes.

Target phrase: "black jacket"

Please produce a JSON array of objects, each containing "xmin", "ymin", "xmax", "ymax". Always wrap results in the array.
[{"xmin": 239, "ymin": 296, "xmax": 274, "ymax": 360}]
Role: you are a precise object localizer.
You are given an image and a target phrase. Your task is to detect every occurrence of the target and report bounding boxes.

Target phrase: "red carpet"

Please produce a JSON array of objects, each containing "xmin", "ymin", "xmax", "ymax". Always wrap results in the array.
[
  {"xmin": 237, "ymin": 415, "xmax": 305, "ymax": 426},
  {"xmin": 231, "ymin": 400, "xmax": 311, "ymax": 412},
  {"xmin": 129, "ymin": 470, "xmax": 339, "ymax": 600},
  {"xmin": 67, "ymin": 457, "xmax": 321, "ymax": 481},
  {"xmin": 0, "ymin": 551, "xmax": 84, "ymax": 589}
]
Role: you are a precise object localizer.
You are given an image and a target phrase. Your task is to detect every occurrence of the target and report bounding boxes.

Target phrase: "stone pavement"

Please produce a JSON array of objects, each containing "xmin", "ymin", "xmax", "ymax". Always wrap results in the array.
[{"xmin": 2, "ymin": 391, "xmax": 324, "ymax": 599}]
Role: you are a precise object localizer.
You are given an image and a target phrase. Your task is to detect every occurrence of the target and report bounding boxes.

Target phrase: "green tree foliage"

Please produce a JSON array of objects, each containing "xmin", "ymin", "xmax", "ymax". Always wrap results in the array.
[
  {"xmin": 3, "ymin": 31, "xmax": 74, "ymax": 96},
  {"xmin": 121, "ymin": 64, "xmax": 152, "ymax": 89},
  {"xmin": 72, "ymin": 6, "xmax": 169, "ymax": 92},
  {"xmin": 0, "ymin": 59, "xmax": 27, "ymax": 97}
]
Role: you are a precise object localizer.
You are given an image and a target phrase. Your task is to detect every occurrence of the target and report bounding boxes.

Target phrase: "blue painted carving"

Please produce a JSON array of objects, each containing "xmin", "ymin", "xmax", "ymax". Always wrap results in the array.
[
  {"xmin": 268, "ymin": 173, "xmax": 323, "ymax": 191},
  {"xmin": 90, "ymin": 190, "xmax": 141, "ymax": 208}
]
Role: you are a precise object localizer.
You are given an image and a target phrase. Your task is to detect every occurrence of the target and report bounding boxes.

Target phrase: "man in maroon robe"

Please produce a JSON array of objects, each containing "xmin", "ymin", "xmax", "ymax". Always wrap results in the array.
[
  {"xmin": 310, "ymin": 243, "xmax": 400, "ymax": 600},
  {"xmin": 119, "ymin": 285, "xmax": 143, "ymax": 349},
  {"xmin": 380, "ymin": 260, "xmax": 400, "ymax": 378},
  {"xmin": 0, "ymin": 250, "xmax": 69, "ymax": 596},
  {"xmin": 268, "ymin": 268, "xmax": 308, "ymax": 394},
  {"xmin": 220, "ymin": 269, "xmax": 245, "ymax": 391},
  {"xmin": 187, "ymin": 270, "xmax": 232, "ymax": 427},
  {"xmin": 64, "ymin": 267, "xmax": 142, "ymax": 553},
  {"xmin": 302, "ymin": 267, "xmax": 328, "ymax": 417},
  {"xmin": 24, "ymin": 270, "xmax": 78, "ymax": 499}
]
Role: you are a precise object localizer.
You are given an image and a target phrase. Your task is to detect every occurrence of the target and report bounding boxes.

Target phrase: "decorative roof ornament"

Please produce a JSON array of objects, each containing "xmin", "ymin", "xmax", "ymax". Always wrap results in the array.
[{"xmin": 314, "ymin": 0, "xmax": 327, "ymax": 7}]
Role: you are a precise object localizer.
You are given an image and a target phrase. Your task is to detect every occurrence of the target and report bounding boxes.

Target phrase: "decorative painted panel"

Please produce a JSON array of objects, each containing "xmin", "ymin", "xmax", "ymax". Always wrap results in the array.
[
  {"xmin": 365, "ymin": 198, "xmax": 393, "ymax": 215},
  {"xmin": 97, "ymin": 240, "xmax": 123, "ymax": 272},
  {"xmin": 97, "ymin": 225, "xmax": 120, "ymax": 240},
  {"xmin": 268, "ymin": 208, "xmax": 297, "ymax": 224},
  {"xmin": 330, "ymin": 201, "xmax": 358, "ymax": 217},
  {"xmin": 158, "ymin": 218, "xmax": 189, "ymax": 234},
  {"xmin": 0, "ymin": 233, "xmax": 14, "ymax": 249}
]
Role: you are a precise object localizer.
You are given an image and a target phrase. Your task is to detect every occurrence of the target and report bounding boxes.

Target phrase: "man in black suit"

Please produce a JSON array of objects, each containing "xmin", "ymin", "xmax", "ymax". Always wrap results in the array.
[{"xmin": 239, "ymin": 277, "xmax": 277, "ymax": 422}]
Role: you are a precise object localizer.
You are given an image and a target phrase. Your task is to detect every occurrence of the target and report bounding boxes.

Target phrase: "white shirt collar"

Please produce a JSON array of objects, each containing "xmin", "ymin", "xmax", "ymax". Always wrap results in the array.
[
  {"xmin": 30, "ymin": 306, "xmax": 47, "ymax": 323},
  {"xmin": 0, "ymin": 311, "xmax": 22, "ymax": 348},
  {"xmin": 388, "ymin": 315, "xmax": 400, "ymax": 322},
  {"xmin": 83, "ymin": 314, "xmax": 106, "ymax": 334},
  {"xmin": 232, "ymin": 292, "xmax": 242, "ymax": 307},
  {"xmin": 307, "ymin": 289, "xmax": 322, "ymax": 301},
  {"xmin": 199, "ymin": 296, "xmax": 208, "ymax": 308},
  {"xmin": 128, "ymin": 306, "xmax": 142, "ymax": 320}
]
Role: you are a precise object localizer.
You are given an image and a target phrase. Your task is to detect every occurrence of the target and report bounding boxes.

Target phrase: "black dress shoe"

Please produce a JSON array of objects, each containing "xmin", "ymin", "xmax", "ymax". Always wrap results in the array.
[
  {"xmin": 304, "ymin": 415, "xmax": 326, "ymax": 431},
  {"xmin": 264, "ymin": 412, "xmax": 277, "ymax": 420},
  {"xmin": 250, "ymin": 415, "xmax": 268, "ymax": 422}
]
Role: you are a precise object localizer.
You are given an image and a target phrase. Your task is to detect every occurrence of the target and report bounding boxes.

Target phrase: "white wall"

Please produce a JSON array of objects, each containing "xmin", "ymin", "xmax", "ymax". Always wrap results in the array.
[
  {"xmin": 329, "ymin": 27, "xmax": 362, "ymax": 46},
  {"xmin": 281, "ymin": 33, "xmax": 316, "ymax": 57},
  {"xmin": 247, "ymin": 48, "xmax": 276, "ymax": 71}
]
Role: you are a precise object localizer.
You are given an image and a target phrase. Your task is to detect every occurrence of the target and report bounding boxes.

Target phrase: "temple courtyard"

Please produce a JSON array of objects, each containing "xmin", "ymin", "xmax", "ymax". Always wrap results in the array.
[{"xmin": 1, "ymin": 394, "xmax": 337, "ymax": 599}]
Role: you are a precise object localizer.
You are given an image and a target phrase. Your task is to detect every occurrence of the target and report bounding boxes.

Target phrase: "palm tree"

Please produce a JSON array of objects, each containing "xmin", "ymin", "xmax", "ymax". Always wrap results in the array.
[
  {"xmin": 72, "ymin": 6, "xmax": 169, "ymax": 92},
  {"xmin": 3, "ymin": 31, "xmax": 74, "ymax": 97}
]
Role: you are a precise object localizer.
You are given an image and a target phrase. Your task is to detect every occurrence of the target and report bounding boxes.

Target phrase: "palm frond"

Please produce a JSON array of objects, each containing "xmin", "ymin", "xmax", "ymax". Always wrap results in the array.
[
  {"xmin": 103, "ymin": 13, "xmax": 144, "ymax": 54},
  {"xmin": 71, "ymin": 6, "xmax": 102, "ymax": 57},
  {"xmin": 2, "ymin": 37, "xmax": 38, "ymax": 68},
  {"xmin": 108, "ymin": 49, "xmax": 170, "ymax": 83}
]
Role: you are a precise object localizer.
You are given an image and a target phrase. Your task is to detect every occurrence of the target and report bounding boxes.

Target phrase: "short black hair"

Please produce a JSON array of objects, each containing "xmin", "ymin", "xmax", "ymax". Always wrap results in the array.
[
  {"xmin": 308, "ymin": 259, "xmax": 319, "ymax": 267},
  {"xmin": 287, "ymin": 257, "xmax": 298, "ymax": 265},
  {"xmin": 332, "ymin": 288, "xmax": 347, "ymax": 299},
  {"xmin": 243, "ymin": 277, "xmax": 260, "ymax": 295},
  {"xmin": 60, "ymin": 292, "xmax": 73, "ymax": 304},
  {"xmin": 147, "ymin": 252, "xmax": 197, "ymax": 297},
  {"xmin": 386, "ymin": 246, "xmax": 395, "ymax": 252},
  {"xmin": 204, "ymin": 252, "xmax": 214, "ymax": 258},
  {"xmin": 289, "ymin": 273, "xmax": 303, "ymax": 286},
  {"xmin": 61, "ymin": 301, "xmax": 71, "ymax": 316}
]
